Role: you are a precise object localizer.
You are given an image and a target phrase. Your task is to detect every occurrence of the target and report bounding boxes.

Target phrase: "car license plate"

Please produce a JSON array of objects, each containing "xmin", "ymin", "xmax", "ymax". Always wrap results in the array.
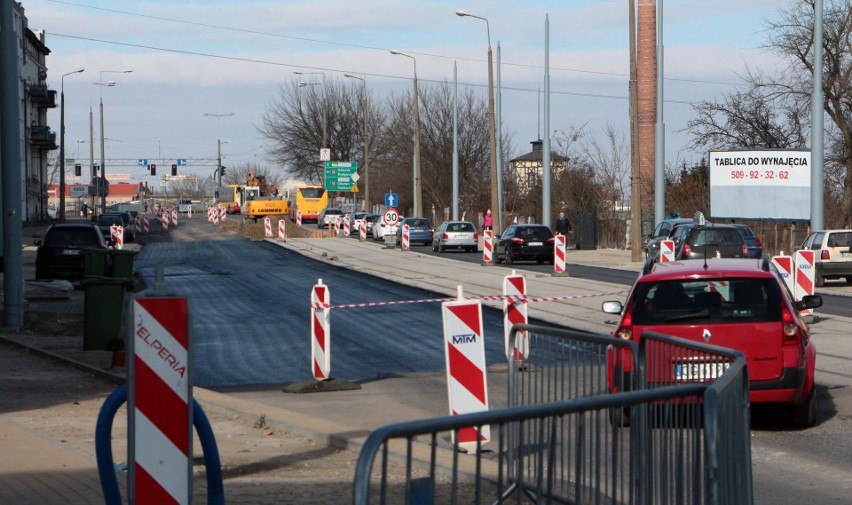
[
  {"xmin": 528, "ymin": 241, "xmax": 543, "ymax": 247},
  {"xmin": 457, "ymin": 234, "xmax": 469, "ymax": 239},
  {"xmin": 62, "ymin": 249, "xmax": 81, "ymax": 256},
  {"xmin": 841, "ymin": 251, "xmax": 851, "ymax": 259},
  {"xmin": 674, "ymin": 362, "xmax": 729, "ymax": 381}
]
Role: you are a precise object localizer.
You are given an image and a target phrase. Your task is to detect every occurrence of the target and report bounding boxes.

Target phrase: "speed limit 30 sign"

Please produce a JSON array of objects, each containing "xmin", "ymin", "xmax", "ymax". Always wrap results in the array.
[{"xmin": 383, "ymin": 208, "xmax": 400, "ymax": 227}]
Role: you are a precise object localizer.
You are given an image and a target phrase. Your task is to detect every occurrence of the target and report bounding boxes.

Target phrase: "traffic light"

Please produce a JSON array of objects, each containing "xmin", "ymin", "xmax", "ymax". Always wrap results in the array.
[
  {"xmin": 171, "ymin": 164, "xmax": 178, "ymax": 176},
  {"xmin": 150, "ymin": 163, "xmax": 157, "ymax": 176},
  {"xmin": 93, "ymin": 164, "xmax": 100, "ymax": 174},
  {"xmin": 220, "ymin": 166, "xmax": 226, "ymax": 177},
  {"xmin": 74, "ymin": 164, "xmax": 81, "ymax": 176}
]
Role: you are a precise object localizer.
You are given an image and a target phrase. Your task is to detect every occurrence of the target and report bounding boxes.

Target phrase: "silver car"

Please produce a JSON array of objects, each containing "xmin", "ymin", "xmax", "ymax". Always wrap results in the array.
[{"xmin": 432, "ymin": 220, "xmax": 478, "ymax": 253}]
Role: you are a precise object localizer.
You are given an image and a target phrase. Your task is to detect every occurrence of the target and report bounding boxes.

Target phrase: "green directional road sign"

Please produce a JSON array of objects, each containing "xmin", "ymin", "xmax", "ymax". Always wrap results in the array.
[{"xmin": 325, "ymin": 161, "xmax": 358, "ymax": 192}]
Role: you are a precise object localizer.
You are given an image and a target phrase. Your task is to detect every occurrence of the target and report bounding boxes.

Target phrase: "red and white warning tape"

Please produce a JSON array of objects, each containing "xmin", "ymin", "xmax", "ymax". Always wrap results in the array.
[{"xmin": 311, "ymin": 289, "xmax": 628, "ymax": 310}]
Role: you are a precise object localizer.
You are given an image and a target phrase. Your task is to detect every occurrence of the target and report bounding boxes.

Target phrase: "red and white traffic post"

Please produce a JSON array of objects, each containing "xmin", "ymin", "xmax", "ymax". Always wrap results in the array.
[
  {"xmin": 311, "ymin": 280, "xmax": 331, "ymax": 380},
  {"xmin": 503, "ymin": 271, "xmax": 528, "ymax": 361},
  {"xmin": 442, "ymin": 286, "xmax": 490, "ymax": 451},
  {"xmin": 296, "ymin": 210, "xmax": 302, "ymax": 227},
  {"xmin": 171, "ymin": 209, "xmax": 178, "ymax": 227},
  {"xmin": 343, "ymin": 216, "xmax": 351, "ymax": 237},
  {"xmin": 771, "ymin": 254, "xmax": 796, "ymax": 295},
  {"xmin": 553, "ymin": 234, "xmax": 567, "ymax": 276},
  {"xmin": 161, "ymin": 214, "xmax": 169, "ymax": 231},
  {"xmin": 659, "ymin": 239, "xmax": 675, "ymax": 263},
  {"xmin": 482, "ymin": 229, "xmax": 494, "ymax": 265},
  {"xmin": 143, "ymin": 214, "xmax": 150, "ymax": 234},
  {"xmin": 401, "ymin": 223, "xmax": 410, "ymax": 250},
  {"xmin": 135, "ymin": 215, "xmax": 142, "ymax": 235},
  {"xmin": 278, "ymin": 219, "xmax": 287, "ymax": 240},
  {"xmin": 264, "ymin": 217, "xmax": 272, "ymax": 238},
  {"xmin": 110, "ymin": 225, "xmax": 124, "ymax": 250},
  {"xmin": 219, "ymin": 206, "xmax": 227, "ymax": 221},
  {"xmin": 129, "ymin": 295, "xmax": 191, "ymax": 504},
  {"xmin": 794, "ymin": 250, "xmax": 816, "ymax": 316},
  {"xmin": 359, "ymin": 221, "xmax": 367, "ymax": 241}
]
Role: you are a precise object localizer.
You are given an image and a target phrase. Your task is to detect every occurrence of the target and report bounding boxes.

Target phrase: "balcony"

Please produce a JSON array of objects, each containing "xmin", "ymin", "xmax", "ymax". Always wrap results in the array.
[
  {"xmin": 30, "ymin": 125, "xmax": 57, "ymax": 150},
  {"xmin": 29, "ymin": 83, "xmax": 57, "ymax": 108}
]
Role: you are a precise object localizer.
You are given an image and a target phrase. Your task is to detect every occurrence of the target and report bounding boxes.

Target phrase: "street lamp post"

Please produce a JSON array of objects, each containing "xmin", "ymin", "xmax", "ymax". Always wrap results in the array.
[
  {"xmin": 390, "ymin": 50, "xmax": 422, "ymax": 218},
  {"xmin": 456, "ymin": 10, "xmax": 499, "ymax": 233},
  {"xmin": 293, "ymin": 71, "xmax": 327, "ymax": 151},
  {"xmin": 203, "ymin": 112, "xmax": 235, "ymax": 187},
  {"xmin": 97, "ymin": 69, "xmax": 132, "ymax": 214},
  {"xmin": 345, "ymin": 74, "xmax": 370, "ymax": 212},
  {"xmin": 59, "ymin": 68, "xmax": 84, "ymax": 223}
]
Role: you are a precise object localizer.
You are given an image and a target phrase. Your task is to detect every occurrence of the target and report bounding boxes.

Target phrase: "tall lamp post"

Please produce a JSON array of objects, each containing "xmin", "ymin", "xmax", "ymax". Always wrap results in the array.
[
  {"xmin": 97, "ymin": 69, "xmax": 132, "ymax": 213},
  {"xmin": 59, "ymin": 68, "xmax": 84, "ymax": 223},
  {"xmin": 390, "ymin": 51, "xmax": 422, "ymax": 218},
  {"xmin": 456, "ymin": 9, "xmax": 498, "ymax": 233},
  {"xmin": 345, "ymin": 74, "xmax": 370, "ymax": 212},
  {"xmin": 204, "ymin": 112, "xmax": 235, "ymax": 187},
  {"xmin": 293, "ymin": 71, "xmax": 327, "ymax": 151}
]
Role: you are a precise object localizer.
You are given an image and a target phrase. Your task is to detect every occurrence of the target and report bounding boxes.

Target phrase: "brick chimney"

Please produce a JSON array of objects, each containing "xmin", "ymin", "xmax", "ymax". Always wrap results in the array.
[{"xmin": 637, "ymin": 0, "xmax": 657, "ymax": 217}]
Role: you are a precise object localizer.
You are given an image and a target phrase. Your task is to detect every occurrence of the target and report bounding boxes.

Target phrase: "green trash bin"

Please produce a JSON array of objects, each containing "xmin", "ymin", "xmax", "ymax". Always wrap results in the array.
[
  {"xmin": 109, "ymin": 249, "xmax": 138, "ymax": 284},
  {"xmin": 81, "ymin": 249, "xmax": 109, "ymax": 278},
  {"xmin": 82, "ymin": 276, "xmax": 127, "ymax": 351}
]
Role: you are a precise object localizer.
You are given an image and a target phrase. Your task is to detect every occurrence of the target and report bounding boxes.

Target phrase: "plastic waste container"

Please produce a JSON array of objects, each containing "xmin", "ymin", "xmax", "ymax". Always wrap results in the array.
[
  {"xmin": 109, "ymin": 249, "xmax": 137, "ymax": 284},
  {"xmin": 81, "ymin": 249, "xmax": 109, "ymax": 278},
  {"xmin": 82, "ymin": 276, "xmax": 127, "ymax": 351}
]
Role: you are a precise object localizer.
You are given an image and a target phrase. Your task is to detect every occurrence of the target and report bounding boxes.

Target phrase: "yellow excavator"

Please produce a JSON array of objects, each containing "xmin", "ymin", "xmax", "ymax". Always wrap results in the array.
[{"xmin": 243, "ymin": 172, "xmax": 289, "ymax": 222}]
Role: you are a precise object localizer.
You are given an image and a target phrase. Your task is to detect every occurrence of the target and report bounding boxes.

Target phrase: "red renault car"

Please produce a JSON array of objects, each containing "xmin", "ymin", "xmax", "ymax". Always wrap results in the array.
[{"xmin": 602, "ymin": 258, "xmax": 823, "ymax": 427}]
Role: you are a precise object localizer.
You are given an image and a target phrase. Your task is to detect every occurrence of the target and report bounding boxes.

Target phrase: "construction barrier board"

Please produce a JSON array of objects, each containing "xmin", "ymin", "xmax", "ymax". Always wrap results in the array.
[
  {"xmin": 660, "ymin": 239, "xmax": 675, "ymax": 263},
  {"xmin": 503, "ymin": 274, "xmax": 528, "ymax": 360}
]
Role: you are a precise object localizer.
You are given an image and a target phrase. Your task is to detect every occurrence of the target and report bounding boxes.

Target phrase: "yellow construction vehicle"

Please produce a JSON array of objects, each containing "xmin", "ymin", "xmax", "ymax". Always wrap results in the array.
[{"xmin": 242, "ymin": 171, "xmax": 289, "ymax": 221}]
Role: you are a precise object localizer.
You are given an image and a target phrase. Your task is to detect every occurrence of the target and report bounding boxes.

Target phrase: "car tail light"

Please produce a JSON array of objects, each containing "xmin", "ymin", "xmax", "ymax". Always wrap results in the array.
[
  {"xmin": 781, "ymin": 304, "xmax": 800, "ymax": 343},
  {"xmin": 473, "ymin": 232, "xmax": 478, "ymax": 240},
  {"xmin": 511, "ymin": 237, "xmax": 524, "ymax": 244},
  {"xmin": 547, "ymin": 237, "xmax": 555, "ymax": 244},
  {"xmin": 429, "ymin": 227, "xmax": 434, "ymax": 233},
  {"xmin": 442, "ymin": 232, "xmax": 449, "ymax": 240},
  {"xmin": 754, "ymin": 237, "xmax": 762, "ymax": 247},
  {"xmin": 742, "ymin": 244, "xmax": 748, "ymax": 257},
  {"xmin": 821, "ymin": 249, "xmax": 830, "ymax": 260},
  {"xmin": 616, "ymin": 307, "xmax": 633, "ymax": 340},
  {"xmin": 683, "ymin": 242, "xmax": 693, "ymax": 257}
]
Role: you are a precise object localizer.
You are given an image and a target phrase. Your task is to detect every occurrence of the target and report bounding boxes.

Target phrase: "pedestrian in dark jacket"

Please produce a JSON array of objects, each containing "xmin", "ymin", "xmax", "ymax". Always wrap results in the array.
[{"xmin": 555, "ymin": 212, "xmax": 572, "ymax": 236}]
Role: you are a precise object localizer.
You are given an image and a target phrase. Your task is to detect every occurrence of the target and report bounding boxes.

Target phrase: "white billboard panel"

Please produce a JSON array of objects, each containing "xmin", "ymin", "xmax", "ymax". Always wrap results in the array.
[{"xmin": 708, "ymin": 150, "xmax": 811, "ymax": 221}]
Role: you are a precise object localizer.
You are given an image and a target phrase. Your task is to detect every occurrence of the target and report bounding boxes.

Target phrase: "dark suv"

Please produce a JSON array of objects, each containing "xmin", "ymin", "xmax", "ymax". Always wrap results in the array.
[
  {"xmin": 645, "ymin": 218, "xmax": 694, "ymax": 259},
  {"xmin": 676, "ymin": 224, "xmax": 748, "ymax": 260},
  {"xmin": 494, "ymin": 224, "xmax": 555, "ymax": 264},
  {"xmin": 35, "ymin": 223, "xmax": 109, "ymax": 281},
  {"xmin": 602, "ymin": 258, "xmax": 823, "ymax": 427}
]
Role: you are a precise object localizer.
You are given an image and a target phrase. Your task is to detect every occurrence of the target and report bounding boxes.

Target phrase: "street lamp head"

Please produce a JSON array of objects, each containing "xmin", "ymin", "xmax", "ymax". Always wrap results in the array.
[
  {"xmin": 390, "ymin": 50, "xmax": 401, "ymax": 55},
  {"xmin": 455, "ymin": 10, "xmax": 469, "ymax": 17},
  {"xmin": 122, "ymin": 69, "xmax": 133, "ymax": 73}
]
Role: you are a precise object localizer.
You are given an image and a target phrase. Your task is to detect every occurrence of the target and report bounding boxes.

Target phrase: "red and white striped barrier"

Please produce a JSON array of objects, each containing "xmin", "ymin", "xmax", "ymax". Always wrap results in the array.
[
  {"xmin": 401, "ymin": 223, "xmax": 410, "ymax": 250},
  {"xmin": 296, "ymin": 210, "xmax": 302, "ymax": 227},
  {"xmin": 794, "ymin": 250, "xmax": 816, "ymax": 316},
  {"xmin": 442, "ymin": 286, "xmax": 490, "ymax": 450},
  {"xmin": 220, "ymin": 206, "xmax": 227, "ymax": 221},
  {"xmin": 554, "ymin": 234, "xmax": 567, "ymax": 275},
  {"xmin": 359, "ymin": 221, "xmax": 367, "ymax": 241},
  {"xmin": 343, "ymin": 217, "xmax": 351, "ymax": 237},
  {"xmin": 659, "ymin": 239, "xmax": 675, "ymax": 263},
  {"xmin": 110, "ymin": 225, "xmax": 124, "ymax": 250},
  {"xmin": 213, "ymin": 210, "xmax": 220, "ymax": 225},
  {"xmin": 171, "ymin": 209, "xmax": 178, "ymax": 227},
  {"xmin": 161, "ymin": 214, "xmax": 169, "ymax": 231},
  {"xmin": 143, "ymin": 214, "xmax": 150, "ymax": 234},
  {"xmin": 334, "ymin": 217, "xmax": 341, "ymax": 236},
  {"xmin": 503, "ymin": 272, "xmax": 528, "ymax": 360},
  {"xmin": 135, "ymin": 215, "xmax": 141, "ymax": 235},
  {"xmin": 771, "ymin": 255, "xmax": 796, "ymax": 295},
  {"xmin": 187, "ymin": 206, "xmax": 192, "ymax": 219},
  {"xmin": 129, "ymin": 297, "xmax": 191, "ymax": 505},
  {"xmin": 482, "ymin": 229, "xmax": 493, "ymax": 264},
  {"xmin": 264, "ymin": 217, "xmax": 272, "ymax": 238},
  {"xmin": 278, "ymin": 219, "xmax": 287, "ymax": 240},
  {"xmin": 311, "ymin": 280, "xmax": 331, "ymax": 380}
]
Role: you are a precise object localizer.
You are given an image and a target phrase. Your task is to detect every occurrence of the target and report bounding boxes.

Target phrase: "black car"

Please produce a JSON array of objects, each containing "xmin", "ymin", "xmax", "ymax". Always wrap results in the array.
[
  {"xmin": 645, "ymin": 218, "xmax": 694, "ymax": 259},
  {"xmin": 96, "ymin": 213, "xmax": 132, "ymax": 244},
  {"xmin": 35, "ymin": 223, "xmax": 109, "ymax": 281},
  {"xmin": 101, "ymin": 210, "xmax": 135, "ymax": 242},
  {"xmin": 675, "ymin": 224, "xmax": 748, "ymax": 260},
  {"xmin": 494, "ymin": 224, "xmax": 555, "ymax": 264}
]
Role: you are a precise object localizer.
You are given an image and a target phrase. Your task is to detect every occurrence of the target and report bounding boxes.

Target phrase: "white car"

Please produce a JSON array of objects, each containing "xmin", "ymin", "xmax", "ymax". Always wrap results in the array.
[
  {"xmin": 799, "ymin": 229, "xmax": 852, "ymax": 286},
  {"xmin": 373, "ymin": 217, "xmax": 402, "ymax": 241},
  {"xmin": 317, "ymin": 208, "xmax": 344, "ymax": 228}
]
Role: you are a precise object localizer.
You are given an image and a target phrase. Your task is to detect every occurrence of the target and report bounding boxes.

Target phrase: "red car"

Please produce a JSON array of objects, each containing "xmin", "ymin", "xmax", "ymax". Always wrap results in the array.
[{"xmin": 602, "ymin": 258, "xmax": 823, "ymax": 427}]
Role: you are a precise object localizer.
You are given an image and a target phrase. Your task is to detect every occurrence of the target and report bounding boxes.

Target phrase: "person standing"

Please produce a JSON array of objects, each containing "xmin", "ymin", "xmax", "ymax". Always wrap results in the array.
[
  {"xmin": 80, "ymin": 202, "xmax": 88, "ymax": 218},
  {"xmin": 482, "ymin": 209, "xmax": 493, "ymax": 231},
  {"xmin": 555, "ymin": 212, "xmax": 572, "ymax": 236}
]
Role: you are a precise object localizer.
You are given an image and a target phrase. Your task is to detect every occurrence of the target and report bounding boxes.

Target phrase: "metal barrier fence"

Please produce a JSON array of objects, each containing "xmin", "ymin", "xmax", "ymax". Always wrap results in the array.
[{"xmin": 352, "ymin": 325, "xmax": 751, "ymax": 505}]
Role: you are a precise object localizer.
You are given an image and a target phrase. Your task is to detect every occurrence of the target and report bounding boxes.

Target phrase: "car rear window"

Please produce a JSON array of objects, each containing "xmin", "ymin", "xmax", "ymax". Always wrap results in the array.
[
  {"xmin": 631, "ymin": 278, "xmax": 781, "ymax": 325},
  {"xmin": 826, "ymin": 232, "xmax": 852, "ymax": 247},
  {"xmin": 687, "ymin": 229, "xmax": 743, "ymax": 246},
  {"xmin": 47, "ymin": 228, "xmax": 99, "ymax": 246},
  {"xmin": 448, "ymin": 222, "xmax": 475, "ymax": 232},
  {"xmin": 518, "ymin": 226, "xmax": 553, "ymax": 240},
  {"xmin": 98, "ymin": 215, "xmax": 124, "ymax": 226},
  {"xmin": 406, "ymin": 219, "xmax": 429, "ymax": 227}
]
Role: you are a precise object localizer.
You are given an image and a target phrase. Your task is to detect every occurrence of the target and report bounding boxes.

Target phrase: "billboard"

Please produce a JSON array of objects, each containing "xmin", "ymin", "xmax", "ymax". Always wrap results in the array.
[{"xmin": 708, "ymin": 149, "xmax": 810, "ymax": 221}]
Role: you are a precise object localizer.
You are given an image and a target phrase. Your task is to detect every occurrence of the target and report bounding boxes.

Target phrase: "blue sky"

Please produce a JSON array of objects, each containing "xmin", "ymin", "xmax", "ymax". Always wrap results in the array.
[{"xmin": 25, "ymin": 0, "xmax": 785, "ymax": 185}]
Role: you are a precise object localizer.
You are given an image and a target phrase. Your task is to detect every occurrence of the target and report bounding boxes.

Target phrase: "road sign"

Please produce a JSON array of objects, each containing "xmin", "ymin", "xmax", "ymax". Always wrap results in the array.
[
  {"xmin": 177, "ymin": 159, "xmax": 187, "ymax": 166},
  {"xmin": 382, "ymin": 208, "xmax": 400, "ymax": 227},
  {"xmin": 385, "ymin": 193, "xmax": 398, "ymax": 208},
  {"xmin": 320, "ymin": 148, "xmax": 331, "ymax": 161},
  {"xmin": 137, "ymin": 159, "xmax": 148, "ymax": 166},
  {"xmin": 324, "ymin": 161, "xmax": 358, "ymax": 192},
  {"xmin": 70, "ymin": 185, "xmax": 89, "ymax": 199}
]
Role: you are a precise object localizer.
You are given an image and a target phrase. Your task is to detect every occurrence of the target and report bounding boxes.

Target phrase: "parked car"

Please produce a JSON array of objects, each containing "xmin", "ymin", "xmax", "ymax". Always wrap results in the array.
[
  {"xmin": 395, "ymin": 217, "xmax": 433, "ymax": 246},
  {"xmin": 645, "ymin": 218, "xmax": 694, "ymax": 259},
  {"xmin": 317, "ymin": 208, "xmax": 345, "ymax": 228},
  {"xmin": 348, "ymin": 212, "xmax": 369, "ymax": 236},
  {"xmin": 432, "ymin": 220, "xmax": 478, "ymax": 253},
  {"xmin": 601, "ymin": 258, "xmax": 823, "ymax": 427},
  {"xmin": 731, "ymin": 224, "xmax": 763, "ymax": 259},
  {"xmin": 494, "ymin": 224, "xmax": 555, "ymax": 265},
  {"xmin": 101, "ymin": 210, "xmax": 135, "ymax": 242},
  {"xmin": 798, "ymin": 229, "xmax": 852, "ymax": 286},
  {"xmin": 34, "ymin": 223, "xmax": 109, "ymax": 281},
  {"xmin": 363, "ymin": 214, "xmax": 381, "ymax": 237},
  {"xmin": 675, "ymin": 224, "xmax": 748, "ymax": 260},
  {"xmin": 373, "ymin": 215, "xmax": 403, "ymax": 241},
  {"xmin": 96, "ymin": 213, "xmax": 133, "ymax": 244}
]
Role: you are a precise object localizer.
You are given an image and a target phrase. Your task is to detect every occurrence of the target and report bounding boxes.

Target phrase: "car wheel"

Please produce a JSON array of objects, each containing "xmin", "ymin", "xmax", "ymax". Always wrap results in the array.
[
  {"xmin": 815, "ymin": 274, "xmax": 825, "ymax": 288},
  {"xmin": 439, "ymin": 245, "xmax": 445, "ymax": 253},
  {"xmin": 846, "ymin": 276, "xmax": 852, "ymax": 285},
  {"xmin": 790, "ymin": 387, "xmax": 817, "ymax": 428},
  {"xmin": 494, "ymin": 254, "xmax": 502, "ymax": 264}
]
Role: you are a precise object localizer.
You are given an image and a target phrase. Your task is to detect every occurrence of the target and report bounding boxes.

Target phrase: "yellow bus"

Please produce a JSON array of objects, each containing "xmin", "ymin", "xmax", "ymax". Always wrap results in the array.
[{"xmin": 288, "ymin": 185, "xmax": 328, "ymax": 223}]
